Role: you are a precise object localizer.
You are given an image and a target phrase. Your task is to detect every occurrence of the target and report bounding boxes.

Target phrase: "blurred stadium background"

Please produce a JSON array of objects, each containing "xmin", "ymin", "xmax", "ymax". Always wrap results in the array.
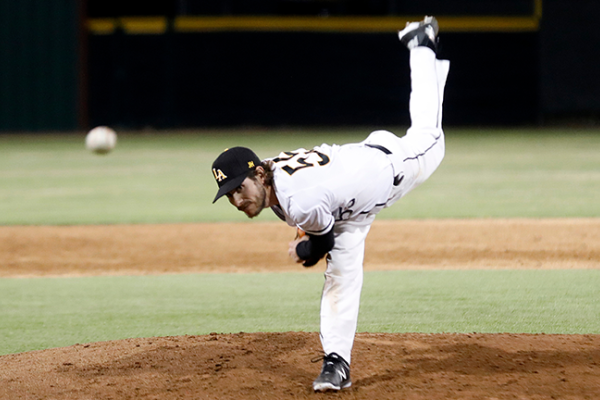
[{"xmin": 1, "ymin": 0, "xmax": 599, "ymax": 132}]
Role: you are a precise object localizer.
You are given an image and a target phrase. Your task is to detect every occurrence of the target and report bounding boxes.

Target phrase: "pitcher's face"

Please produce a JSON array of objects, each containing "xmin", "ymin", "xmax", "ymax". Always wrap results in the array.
[{"xmin": 226, "ymin": 177, "xmax": 267, "ymax": 218}]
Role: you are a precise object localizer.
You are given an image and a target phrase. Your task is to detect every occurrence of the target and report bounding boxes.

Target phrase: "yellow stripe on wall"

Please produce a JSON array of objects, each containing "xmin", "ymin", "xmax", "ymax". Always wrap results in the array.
[
  {"xmin": 88, "ymin": 17, "xmax": 168, "ymax": 35},
  {"xmin": 438, "ymin": 16, "xmax": 539, "ymax": 32},
  {"xmin": 87, "ymin": 18, "xmax": 117, "ymax": 35},
  {"xmin": 175, "ymin": 16, "xmax": 539, "ymax": 33},
  {"xmin": 88, "ymin": 15, "xmax": 540, "ymax": 35},
  {"xmin": 120, "ymin": 17, "xmax": 168, "ymax": 34}
]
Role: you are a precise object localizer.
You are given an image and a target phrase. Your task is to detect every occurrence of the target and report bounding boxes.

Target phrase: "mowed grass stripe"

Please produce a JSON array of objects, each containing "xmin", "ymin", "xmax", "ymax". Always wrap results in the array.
[
  {"xmin": 1, "ymin": 270, "xmax": 599, "ymax": 355},
  {"xmin": 1, "ymin": 129, "xmax": 600, "ymax": 225}
]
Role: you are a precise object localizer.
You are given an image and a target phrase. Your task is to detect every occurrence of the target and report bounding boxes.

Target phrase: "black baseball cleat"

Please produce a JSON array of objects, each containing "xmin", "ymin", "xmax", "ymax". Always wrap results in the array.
[
  {"xmin": 312, "ymin": 353, "xmax": 351, "ymax": 392},
  {"xmin": 398, "ymin": 16, "xmax": 439, "ymax": 52}
]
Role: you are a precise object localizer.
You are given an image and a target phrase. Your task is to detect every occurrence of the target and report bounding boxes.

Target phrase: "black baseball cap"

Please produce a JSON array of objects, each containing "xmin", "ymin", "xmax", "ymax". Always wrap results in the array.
[{"xmin": 211, "ymin": 147, "xmax": 261, "ymax": 203}]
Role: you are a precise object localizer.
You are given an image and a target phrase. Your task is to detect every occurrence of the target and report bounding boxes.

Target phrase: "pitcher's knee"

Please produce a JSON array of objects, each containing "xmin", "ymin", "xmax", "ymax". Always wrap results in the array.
[{"xmin": 406, "ymin": 127, "xmax": 444, "ymax": 140}]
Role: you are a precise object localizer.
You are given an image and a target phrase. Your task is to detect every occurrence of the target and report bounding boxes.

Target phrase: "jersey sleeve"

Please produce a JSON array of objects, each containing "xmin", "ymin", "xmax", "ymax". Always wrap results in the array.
[{"xmin": 287, "ymin": 195, "xmax": 335, "ymax": 236}]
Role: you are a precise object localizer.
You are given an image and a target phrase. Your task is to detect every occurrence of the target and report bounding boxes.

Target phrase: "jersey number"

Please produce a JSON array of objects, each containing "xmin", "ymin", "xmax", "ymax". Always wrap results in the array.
[{"xmin": 272, "ymin": 150, "xmax": 331, "ymax": 175}]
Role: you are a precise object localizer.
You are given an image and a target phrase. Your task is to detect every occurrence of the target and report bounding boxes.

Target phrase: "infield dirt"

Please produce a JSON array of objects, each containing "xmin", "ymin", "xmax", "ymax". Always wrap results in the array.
[{"xmin": 1, "ymin": 219, "xmax": 599, "ymax": 399}]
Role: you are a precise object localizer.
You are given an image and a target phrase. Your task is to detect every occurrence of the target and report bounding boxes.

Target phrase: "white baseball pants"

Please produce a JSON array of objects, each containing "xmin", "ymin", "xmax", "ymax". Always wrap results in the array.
[{"xmin": 320, "ymin": 47, "xmax": 450, "ymax": 363}]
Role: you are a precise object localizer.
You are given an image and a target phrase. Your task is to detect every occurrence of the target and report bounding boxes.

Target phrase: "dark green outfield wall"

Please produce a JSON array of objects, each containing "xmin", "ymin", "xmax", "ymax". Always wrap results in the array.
[{"xmin": 0, "ymin": 0, "xmax": 81, "ymax": 131}]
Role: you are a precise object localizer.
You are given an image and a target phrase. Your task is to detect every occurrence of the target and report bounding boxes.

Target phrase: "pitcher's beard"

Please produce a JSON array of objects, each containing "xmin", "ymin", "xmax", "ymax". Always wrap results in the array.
[{"xmin": 245, "ymin": 184, "xmax": 268, "ymax": 219}]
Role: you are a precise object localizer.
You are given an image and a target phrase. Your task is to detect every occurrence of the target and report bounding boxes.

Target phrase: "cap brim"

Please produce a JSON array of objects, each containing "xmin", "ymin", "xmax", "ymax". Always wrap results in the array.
[{"xmin": 212, "ymin": 173, "xmax": 248, "ymax": 203}]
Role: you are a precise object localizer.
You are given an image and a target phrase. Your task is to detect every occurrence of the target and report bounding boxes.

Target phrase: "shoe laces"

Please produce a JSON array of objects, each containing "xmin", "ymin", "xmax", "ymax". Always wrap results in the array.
[{"xmin": 311, "ymin": 352, "xmax": 348, "ymax": 368}]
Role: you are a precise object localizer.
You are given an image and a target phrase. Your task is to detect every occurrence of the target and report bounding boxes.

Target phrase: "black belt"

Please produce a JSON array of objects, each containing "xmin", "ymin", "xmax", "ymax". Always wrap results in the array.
[
  {"xmin": 365, "ymin": 144, "xmax": 404, "ymax": 186},
  {"xmin": 366, "ymin": 143, "xmax": 392, "ymax": 155}
]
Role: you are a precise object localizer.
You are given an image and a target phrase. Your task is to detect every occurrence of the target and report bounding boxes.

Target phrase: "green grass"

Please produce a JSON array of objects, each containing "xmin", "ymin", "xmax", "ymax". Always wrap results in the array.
[
  {"xmin": 1, "ymin": 128, "xmax": 599, "ymax": 225},
  {"xmin": 1, "ymin": 270, "xmax": 599, "ymax": 356},
  {"xmin": 1, "ymin": 128, "xmax": 599, "ymax": 356},
  {"xmin": 393, "ymin": 128, "xmax": 600, "ymax": 218}
]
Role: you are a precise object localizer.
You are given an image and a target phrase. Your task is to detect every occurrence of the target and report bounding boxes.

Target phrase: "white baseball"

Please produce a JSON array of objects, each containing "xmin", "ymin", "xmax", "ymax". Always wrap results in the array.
[{"xmin": 85, "ymin": 126, "xmax": 117, "ymax": 154}]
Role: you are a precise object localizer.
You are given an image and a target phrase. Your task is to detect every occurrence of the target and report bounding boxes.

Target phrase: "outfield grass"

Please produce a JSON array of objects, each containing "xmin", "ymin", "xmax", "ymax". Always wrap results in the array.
[
  {"xmin": 1, "ymin": 128, "xmax": 599, "ymax": 225},
  {"xmin": 1, "ymin": 128, "xmax": 599, "ymax": 356},
  {"xmin": 1, "ymin": 270, "xmax": 599, "ymax": 356}
]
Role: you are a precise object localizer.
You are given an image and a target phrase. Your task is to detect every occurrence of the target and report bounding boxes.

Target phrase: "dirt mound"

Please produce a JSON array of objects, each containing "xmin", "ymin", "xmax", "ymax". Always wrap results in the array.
[
  {"xmin": 1, "ymin": 219, "xmax": 600, "ymax": 399},
  {"xmin": 2, "ymin": 332, "xmax": 599, "ymax": 399}
]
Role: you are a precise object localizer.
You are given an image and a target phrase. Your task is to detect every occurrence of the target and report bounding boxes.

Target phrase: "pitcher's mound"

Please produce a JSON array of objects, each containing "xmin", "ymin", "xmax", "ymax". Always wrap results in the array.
[{"xmin": 2, "ymin": 332, "xmax": 599, "ymax": 399}]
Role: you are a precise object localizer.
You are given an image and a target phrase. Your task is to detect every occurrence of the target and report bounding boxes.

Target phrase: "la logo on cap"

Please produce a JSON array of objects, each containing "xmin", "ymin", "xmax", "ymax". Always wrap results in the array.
[{"xmin": 212, "ymin": 168, "xmax": 227, "ymax": 182}]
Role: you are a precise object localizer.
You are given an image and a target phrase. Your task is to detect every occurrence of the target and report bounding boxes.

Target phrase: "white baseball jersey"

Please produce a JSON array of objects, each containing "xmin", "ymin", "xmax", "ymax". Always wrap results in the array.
[
  {"xmin": 270, "ymin": 143, "xmax": 395, "ymax": 235},
  {"xmin": 266, "ymin": 47, "xmax": 449, "ymax": 365}
]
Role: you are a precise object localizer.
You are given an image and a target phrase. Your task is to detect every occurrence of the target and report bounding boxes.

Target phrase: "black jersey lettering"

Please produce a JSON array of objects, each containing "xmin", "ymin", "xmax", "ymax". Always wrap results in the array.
[{"xmin": 272, "ymin": 150, "xmax": 331, "ymax": 175}]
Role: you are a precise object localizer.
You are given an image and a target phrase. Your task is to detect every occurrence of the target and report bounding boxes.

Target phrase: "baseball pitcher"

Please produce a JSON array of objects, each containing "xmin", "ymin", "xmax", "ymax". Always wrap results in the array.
[{"xmin": 211, "ymin": 16, "xmax": 450, "ymax": 392}]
